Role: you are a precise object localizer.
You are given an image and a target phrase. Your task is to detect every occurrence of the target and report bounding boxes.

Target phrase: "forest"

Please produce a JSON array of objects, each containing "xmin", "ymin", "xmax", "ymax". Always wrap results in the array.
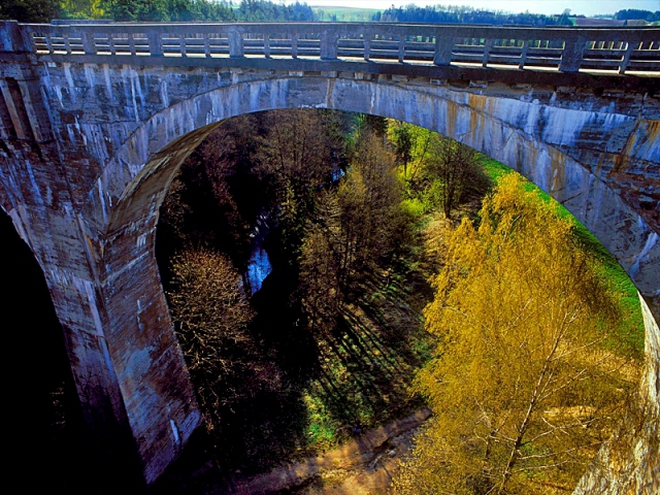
[
  {"xmin": 151, "ymin": 110, "xmax": 644, "ymax": 494},
  {"xmin": 3, "ymin": 0, "xmax": 657, "ymax": 25}
]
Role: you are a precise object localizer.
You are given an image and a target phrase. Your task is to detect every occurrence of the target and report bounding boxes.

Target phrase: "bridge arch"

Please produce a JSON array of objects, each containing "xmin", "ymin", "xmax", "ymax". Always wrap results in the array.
[
  {"xmin": 91, "ymin": 74, "xmax": 659, "ymax": 310},
  {"xmin": 85, "ymin": 73, "xmax": 659, "ymax": 489}
]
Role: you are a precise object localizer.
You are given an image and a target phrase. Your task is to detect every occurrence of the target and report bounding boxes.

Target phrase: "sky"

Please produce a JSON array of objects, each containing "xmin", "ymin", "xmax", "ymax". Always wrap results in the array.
[{"xmin": 290, "ymin": 1, "xmax": 660, "ymax": 17}]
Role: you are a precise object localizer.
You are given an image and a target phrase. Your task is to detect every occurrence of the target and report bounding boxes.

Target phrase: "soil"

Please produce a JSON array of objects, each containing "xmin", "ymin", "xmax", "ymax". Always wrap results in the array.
[{"xmin": 156, "ymin": 408, "xmax": 432, "ymax": 495}]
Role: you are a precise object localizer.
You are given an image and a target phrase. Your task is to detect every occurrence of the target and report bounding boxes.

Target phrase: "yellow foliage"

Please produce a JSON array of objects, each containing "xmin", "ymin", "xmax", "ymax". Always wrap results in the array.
[
  {"xmin": 392, "ymin": 174, "xmax": 638, "ymax": 495},
  {"xmin": 60, "ymin": 0, "xmax": 105, "ymax": 18}
]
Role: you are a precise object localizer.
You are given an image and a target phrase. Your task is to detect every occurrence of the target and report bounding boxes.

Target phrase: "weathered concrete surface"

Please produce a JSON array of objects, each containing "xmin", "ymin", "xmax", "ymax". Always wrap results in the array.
[
  {"xmin": 1, "ymin": 27, "xmax": 659, "ymax": 488},
  {"xmin": 573, "ymin": 295, "xmax": 659, "ymax": 495}
]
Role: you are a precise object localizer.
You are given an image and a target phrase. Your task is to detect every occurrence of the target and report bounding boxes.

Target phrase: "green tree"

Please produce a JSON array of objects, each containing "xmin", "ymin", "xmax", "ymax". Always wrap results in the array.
[
  {"xmin": 387, "ymin": 121, "xmax": 489, "ymax": 219},
  {"xmin": 424, "ymin": 137, "xmax": 487, "ymax": 219},
  {"xmin": 102, "ymin": 0, "xmax": 168, "ymax": 21},
  {"xmin": 0, "ymin": 0, "xmax": 59, "ymax": 22},
  {"xmin": 60, "ymin": 0, "xmax": 104, "ymax": 18},
  {"xmin": 298, "ymin": 131, "xmax": 410, "ymax": 332},
  {"xmin": 393, "ymin": 174, "xmax": 638, "ymax": 494}
]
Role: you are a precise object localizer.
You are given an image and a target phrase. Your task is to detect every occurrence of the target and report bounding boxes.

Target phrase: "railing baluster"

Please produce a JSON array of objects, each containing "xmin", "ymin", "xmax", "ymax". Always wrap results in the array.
[
  {"xmin": 204, "ymin": 34, "xmax": 210, "ymax": 58},
  {"xmin": 128, "ymin": 33, "xmax": 136, "ymax": 56},
  {"xmin": 619, "ymin": 41, "xmax": 637, "ymax": 74},
  {"xmin": 291, "ymin": 34, "xmax": 298, "ymax": 59},
  {"xmin": 63, "ymin": 33, "xmax": 71, "ymax": 55},
  {"xmin": 178, "ymin": 34, "xmax": 186, "ymax": 57},
  {"xmin": 44, "ymin": 32, "xmax": 53, "ymax": 54}
]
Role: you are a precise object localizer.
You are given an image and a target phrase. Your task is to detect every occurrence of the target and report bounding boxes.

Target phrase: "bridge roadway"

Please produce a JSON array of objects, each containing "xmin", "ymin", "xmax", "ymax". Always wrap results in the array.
[{"xmin": 1, "ymin": 20, "xmax": 659, "ymax": 490}]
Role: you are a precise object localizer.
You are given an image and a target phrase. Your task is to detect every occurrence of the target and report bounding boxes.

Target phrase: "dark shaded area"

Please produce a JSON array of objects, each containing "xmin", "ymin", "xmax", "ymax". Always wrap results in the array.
[
  {"xmin": 0, "ymin": 209, "xmax": 144, "ymax": 495},
  {"xmin": 0, "ymin": 209, "xmax": 87, "ymax": 492}
]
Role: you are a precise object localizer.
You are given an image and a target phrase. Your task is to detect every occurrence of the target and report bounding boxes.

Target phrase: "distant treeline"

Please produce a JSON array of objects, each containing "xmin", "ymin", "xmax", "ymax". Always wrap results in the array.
[
  {"xmin": 95, "ymin": 0, "xmax": 315, "ymax": 22},
  {"xmin": 614, "ymin": 9, "xmax": 660, "ymax": 22},
  {"xmin": 372, "ymin": 5, "xmax": 572, "ymax": 26},
  {"xmin": 1, "ymin": 0, "xmax": 658, "ymax": 26},
  {"xmin": 0, "ymin": 0, "xmax": 315, "ymax": 23},
  {"xmin": 373, "ymin": 6, "xmax": 660, "ymax": 25}
]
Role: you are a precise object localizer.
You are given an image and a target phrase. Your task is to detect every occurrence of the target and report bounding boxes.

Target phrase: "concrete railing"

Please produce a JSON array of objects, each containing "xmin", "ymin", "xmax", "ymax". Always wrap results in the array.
[{"xmin": 3, "ymin": 21, "xmax": 660, "ymax": 76}]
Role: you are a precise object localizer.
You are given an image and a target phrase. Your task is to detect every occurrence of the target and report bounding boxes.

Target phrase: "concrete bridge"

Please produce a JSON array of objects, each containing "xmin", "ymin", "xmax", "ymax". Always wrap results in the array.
[{"xmin": 1, "ymin": 20, "xmax": 659, "ymax": 490}]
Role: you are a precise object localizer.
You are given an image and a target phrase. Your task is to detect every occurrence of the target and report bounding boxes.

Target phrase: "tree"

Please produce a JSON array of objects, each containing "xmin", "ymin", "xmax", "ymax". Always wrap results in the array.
[
  {"xmin": 298, "ymin": 216, "xmax": 341, "ymax": 335},
  {"xmin": 297, "ymin": 130, "xmax": 409, "ymax": 333},
  {"xmin": 0, "ymin": 0, "xmax": 59, "ymax": 22},
  {"xmin": 167, "ymin": 247, "xmax": 275, "ymax": 430},
  {"xmin": 102, "ymin": 0, "xmax": 169, "ymax": 21},
  {"xmin": 424, "ymin": 136, "xmax": 487, "ymax": 220},
  {"xmin": 59, "ymin": 0, "xmax": 104, "ymax": 19},
  {"xmin": 254, "ymin": 109, "xmax": 346, "ymax": 266},
  {"xmin": 336, "ymin": 131, "xmax": 405, "ymax": 289},
  {"xmin": 393, "ymin": 174, "xmax": 638, "ymax": 494},
  {"xmin": 387, "ymin": 121, "xmax": 489, "ymax": 219}
]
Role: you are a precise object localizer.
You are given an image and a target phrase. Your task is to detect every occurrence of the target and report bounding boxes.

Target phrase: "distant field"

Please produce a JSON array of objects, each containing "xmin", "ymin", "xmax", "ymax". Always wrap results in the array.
[{"xmin": 312, "ymin": 6, "xmax": 381, "ymax": 22}]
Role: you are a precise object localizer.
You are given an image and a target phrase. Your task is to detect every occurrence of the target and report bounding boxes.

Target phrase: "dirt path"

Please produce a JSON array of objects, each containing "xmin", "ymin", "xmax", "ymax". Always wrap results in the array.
[{"xmin": 219, "ymin": 408, "xmax": 432, "ymax": 495}]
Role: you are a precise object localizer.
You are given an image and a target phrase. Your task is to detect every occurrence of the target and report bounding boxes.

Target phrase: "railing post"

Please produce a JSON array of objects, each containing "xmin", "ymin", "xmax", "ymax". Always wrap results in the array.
[
  {"xmin": 619, "ymin": 41, "xmax": 636, "ymax": 74},
  {"xmin": 148, "ymin": 31, "xmax": 162, "ymax": 57},
  {"xmin": 203, "ymin": 34, "xmax": 210, "ymax": 58},
  {"xmin": 81, "ymin": 31, "xmax": 95, "ymax": 55},
  {"xmin": 433, "ymin": 35, "xmax": 454, "ymax": 66},
  {"xmin": 0, "ymin": 20, "xmax": 32, "ymax": 53},
  {"xmin": 482, "ymin": 38, "xmax": 492, "ymax": 67},
  {"xmin": 128, "ymin": 33, "xmax": 136, "ymax": 56},
  {"xmin": 398, "ymin": 35, "xmax": 405, "ymax": 63},
  {"xmin": 228, "ymin": 28, "xmax": 244, "ymax": 58},
  {"xmin": 364, "ymin": 35, "xmax": 371, "ymax": 62},
  {"xmin": 178, "ymin": 34, "xmax": 186, "ymax": 57},
  {"xmin": 291, "ymin": 33, "xmax": 298, "ymax": 59},
  {"xmin": 559, "ymin": 35, "xmax": 586, "ymax": 73},
  {"xmin": 320, "ymin": 30, "xmax": 338, "ymax": 60},
  {"xmin": 63, "ymin": 33, "xmax": 72, "ymax": 55},
  {"xmin": 518, "ymin": 39, "xmax": 529, "ymax": 69}
]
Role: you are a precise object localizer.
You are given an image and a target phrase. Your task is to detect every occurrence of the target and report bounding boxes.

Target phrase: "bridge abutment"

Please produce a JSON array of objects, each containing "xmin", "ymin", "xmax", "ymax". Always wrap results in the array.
[{"xmin": 0, "ymin": 67, "xmax": 201, "ymax": 484}]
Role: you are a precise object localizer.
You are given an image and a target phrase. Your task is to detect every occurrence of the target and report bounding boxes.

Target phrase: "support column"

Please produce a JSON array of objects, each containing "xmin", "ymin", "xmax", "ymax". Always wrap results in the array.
[{"xmin": 0, "ymin": 53, "xmax": 202, "ymax": 485}]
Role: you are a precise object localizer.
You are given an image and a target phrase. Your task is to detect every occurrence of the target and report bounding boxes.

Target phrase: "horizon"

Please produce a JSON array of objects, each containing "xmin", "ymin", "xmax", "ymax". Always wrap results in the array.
[{"xmin": 287, "ymin": 1, "xmax": 660, "ymax": 17}]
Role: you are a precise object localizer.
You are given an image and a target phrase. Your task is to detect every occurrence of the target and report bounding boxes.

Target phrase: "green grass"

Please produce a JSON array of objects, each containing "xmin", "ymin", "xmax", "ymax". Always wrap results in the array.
[
  {"xmin": 313, "ymin": 7, "xmax": 381, "ymax": 22},
  {"xmin": 295, "ymin": 257, "xmax": 434, "ymax": 454}
]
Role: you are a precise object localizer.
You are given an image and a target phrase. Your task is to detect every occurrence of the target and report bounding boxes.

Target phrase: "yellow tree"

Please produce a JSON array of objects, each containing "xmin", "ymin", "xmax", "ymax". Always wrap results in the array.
[{"xmin": 393, "ymin": 174, "xmax": 638, "ymax": 494}]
